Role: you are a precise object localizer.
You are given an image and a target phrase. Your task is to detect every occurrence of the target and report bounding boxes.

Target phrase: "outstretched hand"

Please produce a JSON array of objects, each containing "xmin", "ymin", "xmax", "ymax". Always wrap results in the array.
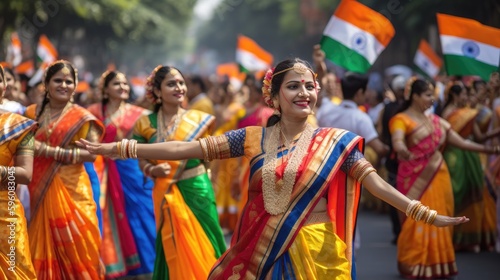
[
  {"xmin": 432, "ymin": 215, "xmax": 469, "ymax": 227},
  {"xmin": 76, "ymin": 138, "xmax": 118, "ymax": 158}
]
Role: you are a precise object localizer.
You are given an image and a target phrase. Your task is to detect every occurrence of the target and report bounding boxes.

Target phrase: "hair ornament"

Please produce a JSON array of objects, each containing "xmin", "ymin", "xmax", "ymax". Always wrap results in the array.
[
  {"xmin": 403, "ymin": 76, "xmax": 418, "ymax": 101},
  {"xmin": 262, "ymin": 67, "xmax": 275, "ymax": 108},
  {"xmin": 145, "ymin": 65, "xmax": 163, "ymax": 103}
]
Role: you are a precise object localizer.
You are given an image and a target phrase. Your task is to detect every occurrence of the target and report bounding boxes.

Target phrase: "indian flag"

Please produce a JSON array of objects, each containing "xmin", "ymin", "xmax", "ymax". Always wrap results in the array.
[
  {"xmin": 437, "ymin": 13, "xmax": 500, "ymax": 81},
  {"xmin": 414, "ymin": 39, "xmax": 442, "ymax": 78},
  {"xmin": 236, "ymin": 35, "xmax": 273, "ymax": 73},
  {"xmin": 320, "ymin": 0, "xmax": 395, "ymax": 73},
  {"xmin": 6, "ymin": 32, "xmax": 22, "ymax": 67},
  {"xmin": 37, "ymin": 34, "xmax": 58, "ymax": 63},
  {"xmin": 216, "ymin": 62, "xmax": 246, "ymax": 90}
]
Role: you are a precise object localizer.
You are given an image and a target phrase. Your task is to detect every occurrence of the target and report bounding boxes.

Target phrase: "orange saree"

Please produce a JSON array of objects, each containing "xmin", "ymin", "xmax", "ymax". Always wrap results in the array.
[
  {"xmin": 26, "ymin": 104, "xmax": 105, "ymax": 279},
  {"xmin": 390, "ymin": 113, "xmax": 457, "ymax": 279}
]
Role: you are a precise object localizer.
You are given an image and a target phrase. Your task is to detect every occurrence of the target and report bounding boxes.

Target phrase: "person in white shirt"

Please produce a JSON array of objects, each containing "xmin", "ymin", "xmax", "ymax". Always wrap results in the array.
[{"xmin": 319, "ymin": 73, "xmax": 389, "ymax": 157}]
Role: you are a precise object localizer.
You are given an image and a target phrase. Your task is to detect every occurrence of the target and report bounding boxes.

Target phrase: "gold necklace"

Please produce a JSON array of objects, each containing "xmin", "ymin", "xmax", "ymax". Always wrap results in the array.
[
  {"xmin": 156, "ymin": 108, "xmax": 182, "ymax": 142},
  {"xmin": 44, "ymin": 102, "xmax": 72, "ymax": 138},
  {"xmin": 262, "ymin": 122, "xmax": 314, "ymax": 215}
]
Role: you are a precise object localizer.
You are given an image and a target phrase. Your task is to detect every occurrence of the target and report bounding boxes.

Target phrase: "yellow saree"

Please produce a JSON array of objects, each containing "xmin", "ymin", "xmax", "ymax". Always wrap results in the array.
[{"xmin": 0, "ymin": 112, "xmax": 37, "ymax": 279}]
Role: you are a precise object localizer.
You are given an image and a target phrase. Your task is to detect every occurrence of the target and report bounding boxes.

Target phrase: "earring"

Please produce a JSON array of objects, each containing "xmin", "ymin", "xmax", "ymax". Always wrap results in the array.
[
  {"xmin": 70, "ymin": 93, "xmax": 75, "ymax": 103},
  {"xmin": 156, "ymin": 98, "xmax": 162, "ymax": 104},
  {"xmin": 103, "ymin": 93, "xmax": 108, "ymax": 99}
]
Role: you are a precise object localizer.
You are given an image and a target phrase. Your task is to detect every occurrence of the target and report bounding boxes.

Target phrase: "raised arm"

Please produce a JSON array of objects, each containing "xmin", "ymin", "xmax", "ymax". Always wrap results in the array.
[
  {"xmin": 447, "ymin": 128, "xmax": 500, "ymax": 154},
  {"xmin": 361, "ymin": 172, "xmax": 468, "ymax": 227},
  {"xmin": 77, "ymin": 139, "xmax": 204, "ymax": 161}
]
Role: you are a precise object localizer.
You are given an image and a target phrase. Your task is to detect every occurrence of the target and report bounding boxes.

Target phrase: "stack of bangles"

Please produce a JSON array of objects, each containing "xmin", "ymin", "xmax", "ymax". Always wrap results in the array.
[
  {"xmin": 39, "ymin": 143, "xmax": 81, "ymax": 164},
  {"xmin": 116, "ymin": 139, "xmax": 138, "ymax": 159},
  {"xmin": 406, "ymin": 200, "xmax": 438, "ymax": 225},
  {"xmin": 198, "ymin": 136, "xmax": 227, "ymax": 162},
  {"xmin": 142, "ymin": 163, "xmax": 154, "ymax": 177}
]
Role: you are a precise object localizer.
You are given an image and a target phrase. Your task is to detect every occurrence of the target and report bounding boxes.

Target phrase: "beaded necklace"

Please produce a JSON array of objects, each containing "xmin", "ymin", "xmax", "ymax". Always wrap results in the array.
[
  {"xmin": 261, "ymin": 122, "xmax": 314, "ymax": 215},
  {"xmin": 156, "ymin": 107, "xmax": 183, "ymax": 142}
]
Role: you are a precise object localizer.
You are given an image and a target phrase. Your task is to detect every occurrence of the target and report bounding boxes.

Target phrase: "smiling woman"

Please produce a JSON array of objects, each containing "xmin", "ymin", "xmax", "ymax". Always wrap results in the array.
[
  {"xmin": 131, "ymin": 65, "xmax": 226, "ymax": 279},
  {"xmin": 24, "ymin": 60, "xmax": 106, "ymax": 278},
  {"xmin": 77, "ymin": 58, "xmax": 470, "ymax": 280}
]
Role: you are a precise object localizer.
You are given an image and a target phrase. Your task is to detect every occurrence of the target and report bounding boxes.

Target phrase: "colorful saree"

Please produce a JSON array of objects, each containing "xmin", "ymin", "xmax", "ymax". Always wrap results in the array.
[
  {"xmin": 132, "ymin": 109, "xmax": 226, "ymax": 279},
  {"xmin": 443, "ymin": 108, "xmax": 487, "ymax": 249},
  {"xmin": 88, "ymin": 103, "xmax": 156, "ymax": 277},
  {"xmin": 236, "ymin": 105, "xmax": 274, "ymax": 217},
  {"xmin": 213, "ymin": 102, "xmax": 246, "ymax": 232},
  {"xmin": 0, "ymin": 112, "xmax": 37, "ymax": 279},
  {"xmin": 390, "ymin": 113, "xmax": 457, "ymax": 279},
  {"xmin": 207, "ymin": 126, "xmax": 364, "ymax": 279},
  {"xmin": 26, "ymin": 104, "xmax": 105, "ymax": 279},
  {"xmin": 475, "ymin": 105, "xmax": 497, "ymax": 250}
]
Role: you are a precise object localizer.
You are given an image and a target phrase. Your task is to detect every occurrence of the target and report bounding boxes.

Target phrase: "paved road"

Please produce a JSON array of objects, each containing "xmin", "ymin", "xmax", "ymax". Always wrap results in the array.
[{"xmin": 356, "ymin": 209, "xmax": 500, "ymax": 280}]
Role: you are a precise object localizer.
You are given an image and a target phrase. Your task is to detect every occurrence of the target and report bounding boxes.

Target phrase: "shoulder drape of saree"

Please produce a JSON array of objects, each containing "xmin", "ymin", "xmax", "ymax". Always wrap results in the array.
[
  {"xmin": 208, "ymin": 128, "xmax": 363, "ymax": 280},
  {"xmin": 0, "ymin": 113, "xmax": 37, "ymax": 279},
  {"xmin": 394, "ymin": 114, "xmax": 445, "ymax": 200}
]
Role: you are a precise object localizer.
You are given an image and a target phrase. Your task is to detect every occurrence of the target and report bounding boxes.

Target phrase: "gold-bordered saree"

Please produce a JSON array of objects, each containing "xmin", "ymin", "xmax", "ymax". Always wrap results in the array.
[
  {"xmin": 0, "ymin": 112, "xmax": 37, "ymax": 280},
  {"xmin": 133, "ymin": 109, "xmax": 226, "ymax": 280},
  {"xmin": 26, "ymin": 104, "xmax": 105, "ymax": 279},
  {"xmin": 207, "ymin": 126, "xmax": 364, "ymax": 280},
  {"xmin": 390, "ymin": 112, "xmax": 457, "ymax": 279}
]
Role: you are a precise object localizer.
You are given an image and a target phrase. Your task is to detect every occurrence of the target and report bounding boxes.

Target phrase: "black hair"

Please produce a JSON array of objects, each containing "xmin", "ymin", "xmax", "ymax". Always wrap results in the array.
[
  {"xmin": 472, "ymin": 80, "xmax": 486, "ymax": 92},
  {"xmin": 3, "ymin": 66, "xmax": 15, "ymax": 81},
  {"xmin": 441, "ymin": 84, "xmax": 464, "ymax": 112},
  {"xmin": 0, "ymin": 65, "xmax": 4, "ymax": 82},
  {"xmin": 36, "ymin": 61, "xmax": 77, "ymax": 121},
  {"xmin": 399, "ymin": 79, "xmax": 432, "ymax": 112},
  {"xmin": 340, "ymin": 73, "xmax": 368, "ymax": 100},
  {"xmin": 266, "ymin": 58, "xmax": 314, "ymax": 127},
  {"xmin": 150, "ymin": 66, "xmax": 185, "ymax": 113},
  {"xmin": 189, "ymin": 74, "xmax": 207, "ymax": 93},
  {"xmin": 100, "ymin": 71, "xmax": 120, "ymax": 117}
]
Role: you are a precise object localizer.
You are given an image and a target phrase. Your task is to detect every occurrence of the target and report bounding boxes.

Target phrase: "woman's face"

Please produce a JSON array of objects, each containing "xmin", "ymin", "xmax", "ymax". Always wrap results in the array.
[
  {"xmin": 276, "ymin": 64, "xmax": 318, "ymax": 119},
  {"xmin": 456, "ymin": 87, "xmax": 468, "ymax": 107},
  {"xmin": 156, "ymin": 69, "xmax": 187, "ymax": 106},
  {"xmin": 105, "ymin": 73, "xmax": 130, "ymax": 101},
  {"xmin": 4, "ymin": 71, "xmax": 15, "ymax": 98},
  {"xmin": 46, "ymin": 68, "xmax": 75, "ymax": 105},
  {"xmin": 414, "ymin": 87, "xmax": 434, "ymax": 111}
]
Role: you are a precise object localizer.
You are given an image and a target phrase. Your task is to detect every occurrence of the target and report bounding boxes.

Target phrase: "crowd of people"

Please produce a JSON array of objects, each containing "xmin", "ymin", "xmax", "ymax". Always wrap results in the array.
[{"xmin": 0, "ymin": 44, "xmax": 499, "ymax": 280}]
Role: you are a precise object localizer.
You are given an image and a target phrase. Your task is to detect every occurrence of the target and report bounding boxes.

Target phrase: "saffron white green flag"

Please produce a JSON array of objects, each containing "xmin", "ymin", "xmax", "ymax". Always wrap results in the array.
[
  {"xmin": 437, "ymin": 13, "xmax": 500, "ymax": 81},
  {"xmin": 236, "ymin": 35, "xmax": 273, "ymax": 73},
  {"xmin": 320, "ymin": 0, "xmax": 395, "ymax": 73},
  {"xmin": 414, "ymin": 39, "xmax": 442, "ymax": 78}
]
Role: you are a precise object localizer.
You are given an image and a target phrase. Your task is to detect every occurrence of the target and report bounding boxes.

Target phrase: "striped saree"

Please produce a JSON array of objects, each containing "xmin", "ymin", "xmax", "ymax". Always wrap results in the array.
[
  {"xmin": 132, "ymin": 109, "xmax": 226, "ymax": 279},
  {"xmin": 0, "ymin": 113, "xmax": 37, "ymax": 279},
  {"xmin": 207, "ymin": 126, "xmax": 364, "ymax": 279},
  {"xmin": 88, "ymin": 103, "xmax": 155, "ymax": 277}
]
